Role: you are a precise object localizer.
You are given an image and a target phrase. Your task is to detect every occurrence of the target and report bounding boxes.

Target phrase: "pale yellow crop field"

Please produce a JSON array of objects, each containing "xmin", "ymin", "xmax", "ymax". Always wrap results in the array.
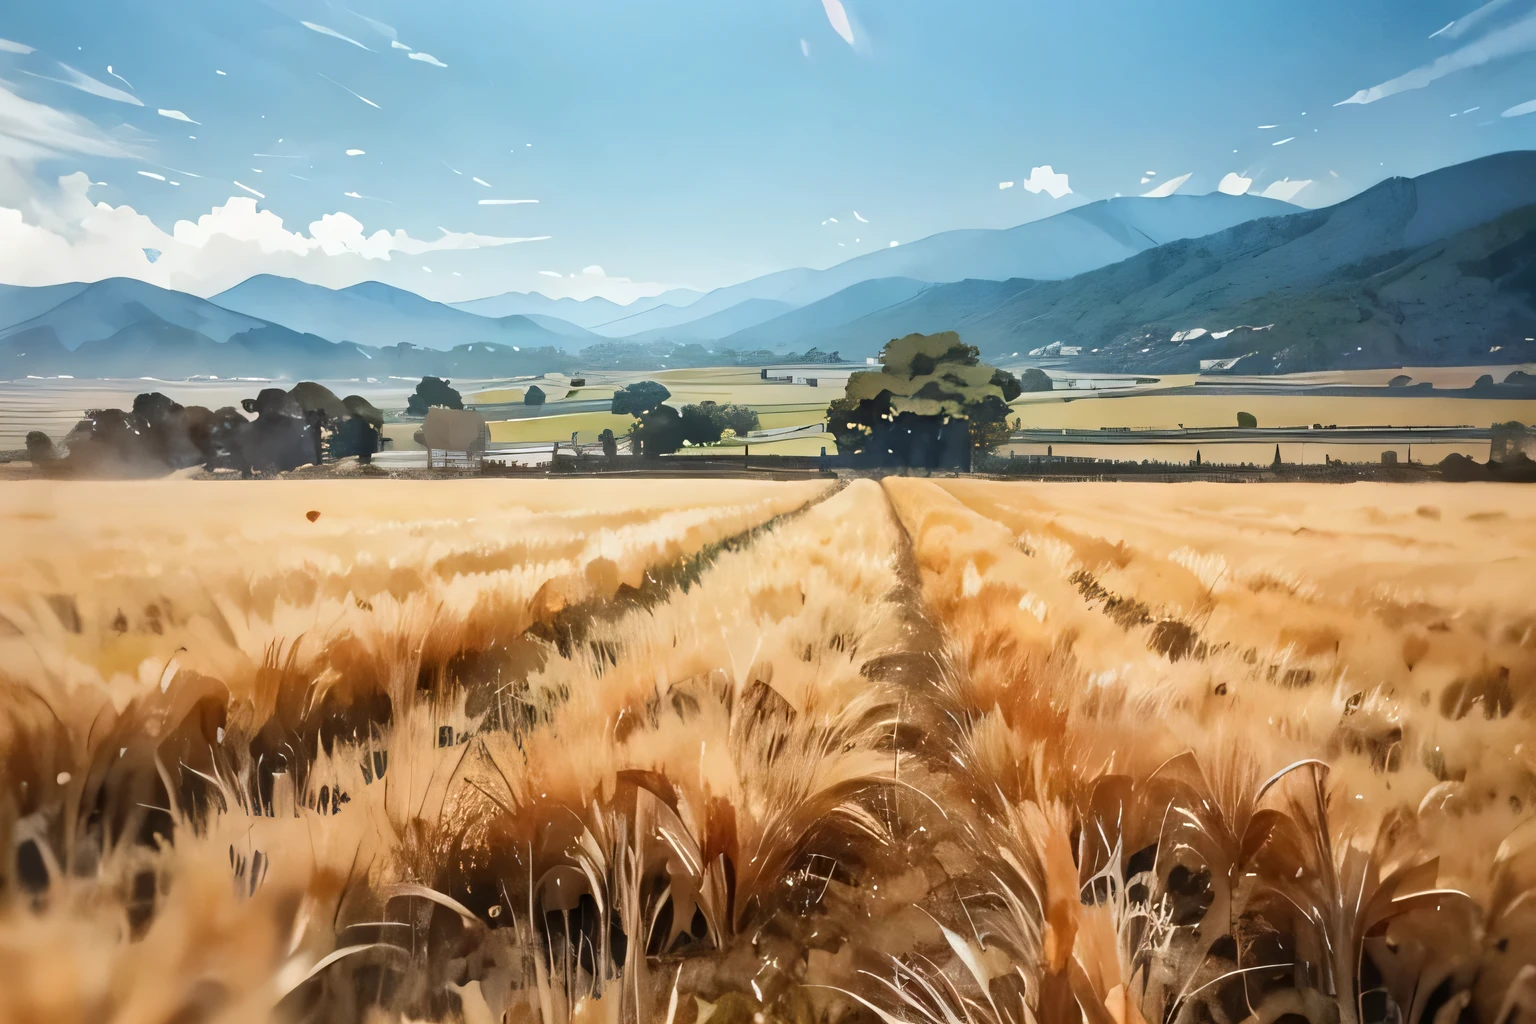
[
  {"xmin": 1010, "ymin": 391, "xmax": 1536, "ymax": 429},
  {"xmin": 2, "ymin": 476, "xmax": 1532, "ymax": 1024}
]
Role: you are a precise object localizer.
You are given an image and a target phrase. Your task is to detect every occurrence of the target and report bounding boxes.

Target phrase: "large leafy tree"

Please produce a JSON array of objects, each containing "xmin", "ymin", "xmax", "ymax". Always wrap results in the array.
[{"xmin": 826, "ymin": 332, "xmax": 1021, "ymax": 462}]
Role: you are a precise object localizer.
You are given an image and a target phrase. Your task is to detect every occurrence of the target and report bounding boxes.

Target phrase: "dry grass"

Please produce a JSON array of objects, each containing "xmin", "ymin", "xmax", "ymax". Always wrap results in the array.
[{"xmin": 0, "ymin": 477, "xmax": 1532, "ymax": 1024}]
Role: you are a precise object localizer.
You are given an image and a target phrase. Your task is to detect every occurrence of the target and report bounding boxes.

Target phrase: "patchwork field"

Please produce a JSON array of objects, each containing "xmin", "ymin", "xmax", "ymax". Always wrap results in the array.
[{"xmin": 0, "ymin": 478, "xmax": 1532, "ymax": 1024}]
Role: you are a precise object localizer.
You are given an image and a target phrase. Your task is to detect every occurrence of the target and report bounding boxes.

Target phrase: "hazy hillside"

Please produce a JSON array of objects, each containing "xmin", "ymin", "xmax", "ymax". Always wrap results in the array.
[
  {"xmin": 213, "ymin": 276, "xmax": 588, "ymax": 351},
  {"xmin": 450, "ymin": 287, "xmax": 703, "ymax": 325}
]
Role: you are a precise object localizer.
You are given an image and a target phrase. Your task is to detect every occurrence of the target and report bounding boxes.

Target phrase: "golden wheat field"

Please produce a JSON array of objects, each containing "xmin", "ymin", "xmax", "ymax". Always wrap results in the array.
[{"xmin": 0, "ymin": 477, "xmax": 1533, "ymax": 1024}]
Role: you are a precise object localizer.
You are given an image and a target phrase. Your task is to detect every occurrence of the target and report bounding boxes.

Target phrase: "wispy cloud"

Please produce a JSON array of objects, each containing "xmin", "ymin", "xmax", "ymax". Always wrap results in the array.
[
  {"xmin": 317, "ymin": 72, "xmax": 381, "ymax": 109},
  {"xmin": 472, "ymin": 176, "xmax": 492, "ymax": 188},
  {"xmin": 106, "ymin": 66, "xmax": 135, "ymax": 91},
  {"xmin": 137, "ymin": 170, "xmax": 167, "ymax": 181},
  {"xmin": 479, "ymin": 199, "xmax": 537, "ymax": 205},
  {"xmin": 233, "ymin": 180, "xmax": 265, "ymax": 199},
  {"xmin": 1218, "ymin": 172, "xmax": 1252, "ymax": 195},
  {"xmin": 1272, "ymin": 136, "xmax": 1296, "ymax": 145},
  {"xmin": 20, "ymin": 63, "xmax": 144, "ymax": 105},
  {"xmin": 301, "ymin": 21, "xmax": 374, "ymax": 51},
  {"xmin": 1142, "ymin": 171, "xmax": 1192, "ymax": 198},
  {"xmin": 538, "ymin": 270, "xmax": 562, "ymax": 277},
  {"xmin": 0, "ymin": 37, "xmax": 35, "ymax": 54},
  {"xmin": 1504, "ymin": 97, "xmax": 1536, "ymax": 116},
  {"xmin": 821, "ymin": 0, "xmax": 855, "ymax": 46},
  {"xmin": 800, "ymin": 38, "xmax": 811, "ymax": 57},
  {"xmin": 345, "ymin": 148, "xmax": 365, "ymax": 156},
  {"xmin": 1336, "ymin": 6, "xmax": 1536, "ymax": 105},
  {"xmin": 0, "ymin": 81, "xmax": 134, "ymax": 162},
  {"xmin": 853, "ymin": 210, "xmax": 869, "ymax": 222},
  {"xmin": 1020, "ymin": 164, "xmax": 1072, "ymax": 199},
  {"xmin": 158, "ymin": 108, "xmax": 200, "ymax": 124},
  {"xmin": 408, "ymin": 52, "xmax": 448, "ymax": 67},
  {"xmin": 998, "ymin": 181, "xmax": 1014, "ymax": 189},
  {"xmin": 1433, "ymin": 0, "xmax": 1518, "ymax": 39}
]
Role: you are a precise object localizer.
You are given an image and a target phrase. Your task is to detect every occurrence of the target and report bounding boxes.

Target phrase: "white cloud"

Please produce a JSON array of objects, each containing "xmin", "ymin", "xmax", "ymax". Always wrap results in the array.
[
  {"xmin": 472, "ymin": 176, "xmax": 492, "ymax": 187},
  {"xmin": 1260, "ymin": 177, "xmax": 1312, "ymax": 202},
  {"xmin": 538, "ymin": 270, "xmax": 562, "ymax": 277},
  {"xmin": 821, "ymin": 0, "xmax": 856, "ymax": 45},
  {"xmin": 0, "ymin": 82, "xmax": 134, "ymax": 163},
  {"xmin": 107, "ymin": 66, "xmax": 135, "ymax": 91},
  {"xmin": 346, "ymin": 148, "xmax": 365, "ymax": 156},
  {"xmin": 1217, "ymin": 172, "xmax": 1252, "ymax": 195},
  {"xmin": 1436, "ymin": 0, "xmax": 1518, "ymax": 39},
  {"xmin": 233, "ymin": 180, "xmax": 265, "ymax": 199},
  {"xmin": 20, "ymin": 63, "xmax": 144, "ymax": 106},
  {"xmin": 391, "ymin": 41, "xmax": 412, "ymax": 51},
  {"xmin": 338, "ymin": 6, "xmax": 401, "ymax": 44},
  {"xmin": 854, "ymin": 210, "xmax": 868, "ymax": 222},
  {"xmin": 998, "ymin": 181, "xmax": 1014, "ymax": 189},
  {"xmin": 0, "ymin": 173, "xmax": 550, "ymax": 297},
  {"xmin": 317, "ymin": 73, "xmax": 381, "ymax": 109},
  {"xmin": 1142, "ymin": 172, "xmax": 1192, "ymax": 198},
  {"xmin": 300, "ymin": 21, "xmax": 373, "ymax": 51},
  {"xmin": 137, "ymin": 171, "xmax": 167, "ymax": 181},
  {"xmin": 1140, "ymin": 177, "xmax": 1151, "ymax": 184},
  {"xmin": 1258, "ymin": 124, "xmax": 1278, "ymax": 129},
  {"xmin": 408, "ymin": 52, "xmax": 448, "ymax": 67},
  {"xmin": 1336, "ymin": 8, "xmax": 1536, "ymax": 105},
  {"xmin": 800, "ymin": 38, "xmax": 811, "ymax": 57},
  {"xmin": 158, "ymin": 109, "xmax": 200, "ymax": 124},
  {"xmin": 479, "ymin": 199, "xmax": 537, "ymax": 205},
  {"xmin": 1020, "ymin": 164, "xmax": 1072, "ymax": 199},
  {"xmin": 1504, "ymin": 97, "xmax": 1536, "ymax": 116},
  {"xmin": 1272, "ymin": 136, "xmax": 1295, "ymax": 145},
  {"xmin": 0, "ymin": 38, "xmax": 35, "ymax": 54}
]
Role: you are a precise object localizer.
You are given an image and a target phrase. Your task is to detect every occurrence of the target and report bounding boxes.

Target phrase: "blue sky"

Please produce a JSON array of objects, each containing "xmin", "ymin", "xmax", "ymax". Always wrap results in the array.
[{"xmin": 2, "ymin": 0, "xmax": 1535, "ymax": 303}]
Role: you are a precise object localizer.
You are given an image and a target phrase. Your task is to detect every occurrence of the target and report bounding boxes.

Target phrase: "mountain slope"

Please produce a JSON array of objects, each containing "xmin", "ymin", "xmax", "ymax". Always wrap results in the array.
[
  {"xmin": 591, "ymin": 192, "xmax": 1294, "ymax": 342},
  {"xmin": 790, "ymin": 152, "xmax": 1536, "ymax": 370},
  {"xmin": 621, "ymin": 298, "xmax": 796, "ymax": 343},
  {"xmin": 0, "ymin": 282, "xmax": 89, "ymax": 332},
  {"xmin": 211, "ymin": 276, "xmax": 591, "ymax": 351},
  {"xmin": 721, "ymin": 277, "xmax": 933, "ymax": 349},
  {"xmin": 0, "ymin": 278, "xmax": 276, "ymax": 351}
]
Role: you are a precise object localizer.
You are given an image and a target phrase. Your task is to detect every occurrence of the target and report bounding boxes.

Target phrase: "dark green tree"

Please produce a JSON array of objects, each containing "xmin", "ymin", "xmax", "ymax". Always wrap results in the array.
[
  {"xmin": 827, "ymin": 332, "xmax": 1017, "ymax": 462},
  {"xmin": 525, "ymin": 384, "xmax": 546, "ymax": 406},
  {"xmin": 407, "ymin": 377, "xmax": 463, "ymax": 416},
  {"xmin": 1237, "ymin": 411, "xmax": 1258, "ymax": 429},
  {"xmin": 611, "ymin": 380, "xmax": 671, "ymax": 416},
  {"xmin": 598, "ymin": 428, "xmax": 618, "ymax": 459},
  {"xmin": 630, "ymin": 404, "xmax": 684, "ymax": 457}
]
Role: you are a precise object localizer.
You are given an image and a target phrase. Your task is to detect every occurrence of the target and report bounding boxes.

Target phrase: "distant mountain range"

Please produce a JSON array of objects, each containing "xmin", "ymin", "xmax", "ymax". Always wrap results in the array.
[
  {"xmin": 784, "ymin": 151, "xmax": 1536, "ymax": 371},
  {"xmin": 2, "ymin": 153, "xmax": 1534, "ymax": 379},
  {"xmin": 212, "ymin": 276, "xmax": 591, "ymax": 351}
]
